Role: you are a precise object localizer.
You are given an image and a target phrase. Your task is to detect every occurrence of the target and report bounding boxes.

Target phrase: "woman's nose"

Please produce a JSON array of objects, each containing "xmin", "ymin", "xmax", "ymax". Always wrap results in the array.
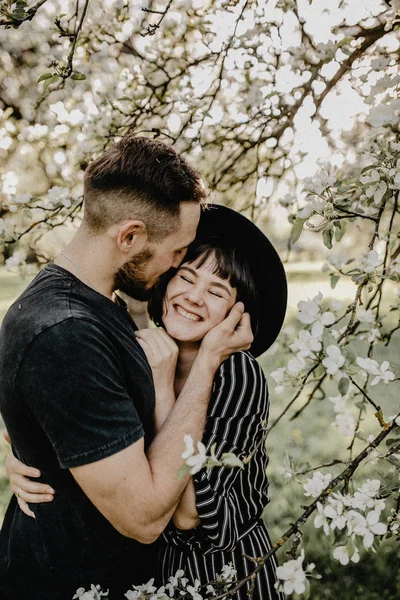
[{"xmin": 185, "ymin": 285, "xmax": 204, "ymax": 305}]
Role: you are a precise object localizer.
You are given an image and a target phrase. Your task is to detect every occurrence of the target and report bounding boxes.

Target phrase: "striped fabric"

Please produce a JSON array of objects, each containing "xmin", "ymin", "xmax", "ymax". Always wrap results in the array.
[{"xmin": 158, "ymin": 352, "xmax": 285, "ymax": 599}]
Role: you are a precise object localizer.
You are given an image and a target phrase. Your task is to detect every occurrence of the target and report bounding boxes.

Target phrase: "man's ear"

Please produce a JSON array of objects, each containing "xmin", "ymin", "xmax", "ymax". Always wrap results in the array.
[{"xmin": 116, "ymin": 220, "xmax": 148, "ymax": 254}]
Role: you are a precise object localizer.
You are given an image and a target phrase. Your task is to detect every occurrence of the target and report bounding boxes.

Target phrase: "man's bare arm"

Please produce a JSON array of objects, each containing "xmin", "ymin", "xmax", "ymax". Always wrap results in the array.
[{"xmin": 71, "ymin": 304, "xmax": 252, "ymax": 543}]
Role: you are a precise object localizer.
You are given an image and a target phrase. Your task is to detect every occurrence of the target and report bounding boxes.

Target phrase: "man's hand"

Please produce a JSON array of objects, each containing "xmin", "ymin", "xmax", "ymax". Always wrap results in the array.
[{"xmin": 199, "ymin": 302, "xmax": 253, "ymax": 369}]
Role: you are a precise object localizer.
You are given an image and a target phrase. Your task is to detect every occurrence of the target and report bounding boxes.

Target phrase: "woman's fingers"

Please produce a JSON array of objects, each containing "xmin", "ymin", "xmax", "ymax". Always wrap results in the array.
[
  {"xmin": 14, "ymin": 486, "xmax": 54, "ymax": 504},
  {"xmin": 10, "ymin": 473, "xmax": 54, "ymax": 495},
  {"xmin": 136, "ymin": 328, "xmax": 176, "ymax": 363},
  {"xmin": 17, "ymin": 497, "xmax": 36, "ymax": 519},
  {"xmin": 6, "ymin": 453, "xmax": 41, "ymax": 479}
]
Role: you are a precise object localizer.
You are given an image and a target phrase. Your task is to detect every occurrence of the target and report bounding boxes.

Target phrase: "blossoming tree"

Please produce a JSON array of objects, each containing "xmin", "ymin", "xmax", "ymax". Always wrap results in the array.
[{"xmin": 0, "ymin": 0, "xmax": 399, "ymax": 598}]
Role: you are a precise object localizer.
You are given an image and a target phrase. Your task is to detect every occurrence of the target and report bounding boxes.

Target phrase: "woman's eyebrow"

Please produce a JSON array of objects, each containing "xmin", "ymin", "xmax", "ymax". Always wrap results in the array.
[
  {"xmin": 179, "ymin": 266, "xmax": 198, "ymax": 277},
  {"xmin": 179, "ymin": 266, "xmax": 233, "ymax": 295}
]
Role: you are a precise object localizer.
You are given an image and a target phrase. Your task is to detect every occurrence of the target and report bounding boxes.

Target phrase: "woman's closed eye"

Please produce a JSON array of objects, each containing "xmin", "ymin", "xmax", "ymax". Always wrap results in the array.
[
  {"xmin": 179, "ymin": 275, "xmax": 194, "ymax": 284},
  {"xmin": 209, "ymin": 290, "xmax": 224, "ymax": 298}
]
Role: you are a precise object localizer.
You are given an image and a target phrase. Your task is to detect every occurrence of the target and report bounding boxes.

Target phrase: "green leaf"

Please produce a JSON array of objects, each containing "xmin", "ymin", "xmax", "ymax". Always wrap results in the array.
[
  {"xmin": 334, "ymin": 221, "xmax": 346, "ymax": 242},
  {"xmin": 385, "ymin": 437, "xmax": 400, "ymax": 449},
  {"xmin": 291, "ymin": 218, "xmax": 307, "ymax": 244},
  {"xmin": 361, "ymin": 164, "xmax": 378, "ymax": 174},
  {"xmin": 330, "ymin": 274, "xmax": 340, "ymax": 289},
  {"xmin": 177, "ymin": 463, "xmax": 189, "ymax": 480},
  {"xmin": 322, "ymin": 227, "xmax": 333, "ymax": 249},
  {"xmin": 220, "ymin": 452, "xmax": 244, "ymax": 469},
  {"xmin": 37, "ymin": 72, "xmax": 54, "ymax": 83},
  {"xmin": 71, "ymin": 71, "xmax": 86, "ymax": 80},
  {"xmin": 42, "ymin": 75, "xmax": 60, "ymax": 92},
  {"xmin": 386, "ymin": 455, "xmax": 400, "ymax": 469},
  {"xmin": 339, "ymin": 377, "xmax": 349, "ymax": 396},
  {"xmin": 342, "ymin": 346, "xmax": 357, "ymax": 365}
]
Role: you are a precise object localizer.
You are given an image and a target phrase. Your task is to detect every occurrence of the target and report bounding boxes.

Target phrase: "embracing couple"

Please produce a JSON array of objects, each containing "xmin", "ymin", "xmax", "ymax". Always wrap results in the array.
[{"xmin": 0, "ymin": 135, "xmax": 287, "ymax": 599}]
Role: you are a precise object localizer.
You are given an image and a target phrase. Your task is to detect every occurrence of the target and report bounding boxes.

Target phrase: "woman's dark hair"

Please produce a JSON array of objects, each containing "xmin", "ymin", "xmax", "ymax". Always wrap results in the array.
[{"xmin": 147, "ymin": 236, "xmax": 259, "ymax": 336}]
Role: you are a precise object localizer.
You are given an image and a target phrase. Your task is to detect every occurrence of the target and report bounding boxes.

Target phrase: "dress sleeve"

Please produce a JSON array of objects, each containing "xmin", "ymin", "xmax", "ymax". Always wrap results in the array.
[
  {"xmin": 164, "ymin": 352, "xmax": 271, "ymax": 553},
  {"xmin": 16, "ymin": 318, "xmax": 145, "ymax": 468}
]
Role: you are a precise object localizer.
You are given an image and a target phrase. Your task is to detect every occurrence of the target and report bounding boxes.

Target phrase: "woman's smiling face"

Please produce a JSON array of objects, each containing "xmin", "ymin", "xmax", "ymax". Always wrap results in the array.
[{"xmin": 162, "ymin": 253, "xmax": 237, "ymax": 343}]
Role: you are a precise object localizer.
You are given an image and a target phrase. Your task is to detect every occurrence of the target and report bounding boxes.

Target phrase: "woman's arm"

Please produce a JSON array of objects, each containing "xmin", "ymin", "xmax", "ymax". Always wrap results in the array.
[
  {"xmin": 172, "ymin": 479, "xmax": 200, "ymax": 529},
  {"xmin": 164, "ymin": 352, "xmax": 271, "ymax": 552},
  {"xmin": 134, "ymin": 328, "xmax": 178, "ymax": 433},
  {"xmin": 3, "ymin": 433, "xmax": 55, "ymax": 518}
]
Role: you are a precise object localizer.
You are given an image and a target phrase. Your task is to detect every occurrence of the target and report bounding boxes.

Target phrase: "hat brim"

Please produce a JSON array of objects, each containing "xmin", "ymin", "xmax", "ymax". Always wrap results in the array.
[{"xmin": 197, "ymin": 204, "xmax": 287, "ymax": 357}]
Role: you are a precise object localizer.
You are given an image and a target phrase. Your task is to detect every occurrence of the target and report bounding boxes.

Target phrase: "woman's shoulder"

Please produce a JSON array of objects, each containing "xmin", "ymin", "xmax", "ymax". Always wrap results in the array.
[
  {"xmin": 210, "ymin": 351, "xmax": 268, "ymax": 417},
  {"xmin": 221, "ymin": 350, "xmax": 261, "ymax": 370},
  {"xmin": 216, "ymin": 350, "xmax": 266, "ymax": 384}
]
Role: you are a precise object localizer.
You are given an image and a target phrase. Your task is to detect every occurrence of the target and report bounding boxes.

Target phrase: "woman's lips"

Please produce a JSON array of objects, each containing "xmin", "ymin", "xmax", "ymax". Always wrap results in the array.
[{"xmin": 174, "ymin": 304, "xmax": 202, "ymax": 322}]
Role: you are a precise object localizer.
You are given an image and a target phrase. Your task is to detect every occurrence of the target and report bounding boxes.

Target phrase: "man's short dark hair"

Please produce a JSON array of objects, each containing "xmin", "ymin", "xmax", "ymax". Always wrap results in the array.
[{"xmin": 83, "ymin": 135, "xmax": 206, "ymax": 241}]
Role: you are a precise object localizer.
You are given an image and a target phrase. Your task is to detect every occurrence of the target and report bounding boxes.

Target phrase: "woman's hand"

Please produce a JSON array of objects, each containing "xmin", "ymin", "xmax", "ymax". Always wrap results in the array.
[
  {"xmin": 3, "ymin": 433, "xmax": 55, "ymax": 518},
  {"xmin": 135, "ymin": 328, "xmax": 179, "ymax": 430}
]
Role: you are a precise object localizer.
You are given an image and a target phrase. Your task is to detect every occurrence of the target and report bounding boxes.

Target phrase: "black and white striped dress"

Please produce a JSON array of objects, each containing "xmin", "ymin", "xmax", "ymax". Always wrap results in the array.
[{"xmin": 158, "ymin": 351, "xmax": 284, "ymax": 600}]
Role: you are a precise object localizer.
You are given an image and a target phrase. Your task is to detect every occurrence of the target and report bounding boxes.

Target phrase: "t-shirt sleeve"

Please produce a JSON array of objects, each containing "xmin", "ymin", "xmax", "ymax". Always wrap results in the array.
[
  {"xmin": 16, "ymin": 318, "xmax": 145, "ymax": 468},
  {"xmin": 163, "ymin": 352, "xmax": 271, "ymax": 553}
]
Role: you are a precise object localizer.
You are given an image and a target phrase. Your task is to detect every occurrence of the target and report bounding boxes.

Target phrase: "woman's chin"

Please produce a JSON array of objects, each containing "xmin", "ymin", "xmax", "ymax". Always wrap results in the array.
[{"xmin": 164, "ymin": 321, "xmax": 205, "ymax": 344}]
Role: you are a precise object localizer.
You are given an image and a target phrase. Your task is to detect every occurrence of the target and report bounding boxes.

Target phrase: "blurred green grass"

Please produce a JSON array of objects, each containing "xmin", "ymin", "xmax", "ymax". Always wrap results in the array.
[{"xmin": 0, "ymin": 264, "xmax": 399, "ymax": 598}]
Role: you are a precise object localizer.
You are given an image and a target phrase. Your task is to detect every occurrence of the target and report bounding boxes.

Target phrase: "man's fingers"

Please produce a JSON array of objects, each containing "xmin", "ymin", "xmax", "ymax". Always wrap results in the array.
[{"xmin": 3, "ymin": 431, "xmax": 11, "ymax": 445}]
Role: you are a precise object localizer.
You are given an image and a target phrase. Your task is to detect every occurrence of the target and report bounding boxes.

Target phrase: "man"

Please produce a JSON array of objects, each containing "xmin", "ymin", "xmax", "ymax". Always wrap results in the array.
[{"xmin": 0, "ymin": 135, "xmax": 253, "ymax": 599}]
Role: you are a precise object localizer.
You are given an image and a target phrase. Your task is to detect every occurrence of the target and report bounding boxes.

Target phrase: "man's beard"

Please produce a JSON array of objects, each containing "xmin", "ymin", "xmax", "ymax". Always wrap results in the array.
[{"xmin": 114, "ymin": 247, "xmax": 154, "ymax": 301}]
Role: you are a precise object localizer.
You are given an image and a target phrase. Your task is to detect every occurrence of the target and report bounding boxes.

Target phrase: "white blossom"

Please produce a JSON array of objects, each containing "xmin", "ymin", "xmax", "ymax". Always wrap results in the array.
[
  {"xmin": 333, "ymin": 545, "xmax": 360, "ymax": 565},
  {"xmin": 328, "ymin": 393, "xmax": 349, "ymax": 414},
  {"xmin": 335, "ymin": 411, "xmax": 356, "ymax": 437},
  {"xmin": 356, "ymin": 357, "xmax": 395, "ymax": 385},
  {"xmin": 48, "ymin": 185, "xmax": 71, "ymax": 208},
  {"xmin": 5, "ymin": 250, "xmax": 25, "ymax": 270},
  {"xmin": 181, "ymin": 434, "xmax": 195, "ymax": 460},
  {"xmin": 356, "ymin": 308, "xmax": 375, "ymax": 324},
  {"xmin": 287, "ymin": 355, "xmax": 306, "ymax": 375},
  {"xmin": 360, "ymin": 169, "xmax": 387, "ymax": 204},
  {"xmin": 185, "ymin": 440, "xmax": 207, "ymax": 475},
  {"xmin": 303, "ymin": 170, "xmax": 336, "ymax": 195},
  {"xmin": 297, "ymin": 293, "xmax": 335, "ymax": 334},
  {"xmin": 298, "ymin": 197, "xmax": 326, "ymax": 219},
  {"xmin": 324, "ymin": 252, "xmax": 348, "ymax": 270},
  {"xmin": 370, "ymin": 361, "xmax": 395, "ymax": 386},
  {"xmin": 73, "ymin": 585, "xmax": 109, "ymax": 600},
  {"xmin": 304, "ymin": 472, "xmax": 332, "ymax": 498},
  {"xmin": 322, "ymin": 345, "xmax": 345, "ymax": 375},
  {"xmin": 220, "ymin": 564, "xmax": 237, "ymax": 582},
  {"xmin": 314, "ymin": 502, "xmax": 331, "ymax": 535},
  {"xmin": 358, "ymin": 250, "xmax": 383, "ymax": 274},
  {"xmin": 366, "ymin": 100, "xmax": 400, "ymax": 127},
  {"xmin": 356, "ymin": 356, "xmax": 380, "ymax": 375},
  {"xmin": 289, "ymin": 329, "xmax": 321, "ymax": 359},
  {"xmin": 275, "ymin": 550, "xmax": 307, "ymax": 596}
]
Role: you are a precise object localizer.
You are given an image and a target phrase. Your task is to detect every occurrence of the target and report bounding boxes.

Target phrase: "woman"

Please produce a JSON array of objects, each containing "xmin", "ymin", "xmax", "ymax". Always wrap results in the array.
[{"xmin": 6, "ymin": 205, "xmax": 287, "ymax": 599}]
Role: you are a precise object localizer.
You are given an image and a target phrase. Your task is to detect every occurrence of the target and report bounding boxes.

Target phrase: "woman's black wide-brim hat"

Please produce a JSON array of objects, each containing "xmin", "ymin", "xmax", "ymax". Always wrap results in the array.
[{"xmin": 197, "ymin": 204, "xmax": 287, "ymax": 358}]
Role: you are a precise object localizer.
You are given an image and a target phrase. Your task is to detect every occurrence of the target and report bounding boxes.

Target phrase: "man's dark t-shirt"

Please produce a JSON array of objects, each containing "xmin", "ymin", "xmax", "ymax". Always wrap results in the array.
[{"xmin": 0, "ymin": 264, "xmax": 159, "ymax": 599}]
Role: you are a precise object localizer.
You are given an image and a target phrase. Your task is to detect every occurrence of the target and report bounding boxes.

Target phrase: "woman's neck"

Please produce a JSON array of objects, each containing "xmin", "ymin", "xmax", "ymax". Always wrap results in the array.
[{"xmin": 174, "ymin": 341, "xmax": 200, "ymax": 397}]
